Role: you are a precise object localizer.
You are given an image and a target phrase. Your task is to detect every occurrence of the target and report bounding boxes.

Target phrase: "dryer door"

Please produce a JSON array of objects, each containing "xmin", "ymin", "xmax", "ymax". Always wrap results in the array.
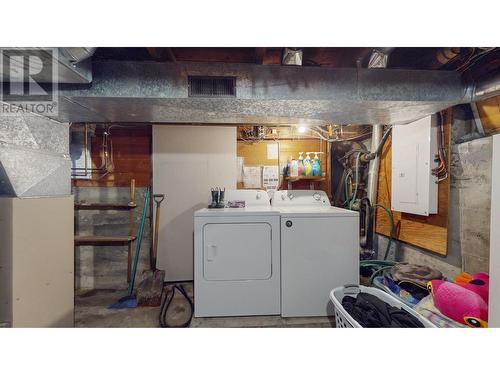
[{"xmin": 203, "ymin": 223, "xmax": 272, "ymax": 281}]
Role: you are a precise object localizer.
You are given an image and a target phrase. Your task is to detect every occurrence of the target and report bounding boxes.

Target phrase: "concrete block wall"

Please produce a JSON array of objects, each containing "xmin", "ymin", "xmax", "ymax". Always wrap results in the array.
[
  {"xmin": 74, "ymin": 187, "xmax": 151, "ymax": 290},
  {"xmin": 376, "ymin": 236, "xmax": 461, "ymax": 280},
  {"xmin": 451, "ymin": 137, "xmax": 492, "ymax": 274}
]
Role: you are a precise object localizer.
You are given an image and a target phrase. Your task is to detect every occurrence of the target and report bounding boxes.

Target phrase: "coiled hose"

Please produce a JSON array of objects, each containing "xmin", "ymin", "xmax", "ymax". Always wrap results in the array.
[
  {"xmin": 159, "ymin": 283, "xmax": 194, "ymax": 328},
  {"xmin": 360, "ymin": 260, "xmax": 397, "ymax": 286}
]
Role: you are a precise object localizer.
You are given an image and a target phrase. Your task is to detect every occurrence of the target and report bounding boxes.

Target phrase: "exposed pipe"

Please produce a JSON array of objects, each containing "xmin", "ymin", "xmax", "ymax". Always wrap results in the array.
[
  {"xmin": 366, "ymin": 125, "xmax": 383, "ymax": 204},
  {"xmin": 366, "ymin": 48, "xmax": 393, "ymax": 204},
  {"xmin": 362, "ymin": 126, "xmax": 392, "ymax": 162},
  {"xmin": 84, "ymin": 123, "xmax": 88, "ymax": 177},
  {"xmin": 472, "ymin": 70, "xmax": 500, "ymax": 102}
]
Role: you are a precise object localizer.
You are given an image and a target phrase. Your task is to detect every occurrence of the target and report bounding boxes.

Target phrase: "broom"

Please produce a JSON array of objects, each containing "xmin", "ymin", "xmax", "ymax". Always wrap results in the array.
[{"xmin": 110, "ymin": 188, "xmax": 150, "ymax": 309}]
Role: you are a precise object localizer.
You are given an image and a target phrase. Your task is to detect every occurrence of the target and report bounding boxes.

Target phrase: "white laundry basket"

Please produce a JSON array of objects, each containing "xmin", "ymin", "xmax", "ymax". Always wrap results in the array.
[{"xmin": 330, "ymin": 284, "xmax": 436, "ymax": 328}]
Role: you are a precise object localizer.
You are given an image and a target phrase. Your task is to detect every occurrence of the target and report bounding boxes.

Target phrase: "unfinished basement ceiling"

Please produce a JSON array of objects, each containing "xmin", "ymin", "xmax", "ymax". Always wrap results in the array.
[{"xmin": 3, "ymin": 47, "xmax": 500, "ymax": 125}]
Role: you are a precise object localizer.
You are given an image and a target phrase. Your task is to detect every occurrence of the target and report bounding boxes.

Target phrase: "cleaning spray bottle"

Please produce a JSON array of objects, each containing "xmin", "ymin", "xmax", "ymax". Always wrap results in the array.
[
  {"xmin": 312, "ymin": 152, "xmax": 324, "ymax": 176},
  {"xmin": 304, "ymin": 152, "xmax": 313, "ymax": 176},
  {"xmin": 298, "ymin": 152, "xmax": 305, "ymax": 176}
]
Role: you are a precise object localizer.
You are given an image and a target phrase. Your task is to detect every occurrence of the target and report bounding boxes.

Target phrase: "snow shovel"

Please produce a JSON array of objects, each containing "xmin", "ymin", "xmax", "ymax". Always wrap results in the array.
[{"xmin": 137, "ymin": 194, "xmax": 166, "ymax": 306}]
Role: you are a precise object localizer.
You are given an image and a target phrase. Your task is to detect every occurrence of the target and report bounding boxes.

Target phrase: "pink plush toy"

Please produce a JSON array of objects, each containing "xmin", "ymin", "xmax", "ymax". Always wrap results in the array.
[
  {"xmin": 459, "ymin": 272, "xmax": 489, "ymax": 304},
  {"xmin": 428, "ymin": 280, "xmax": 488, "ymax": 328}
]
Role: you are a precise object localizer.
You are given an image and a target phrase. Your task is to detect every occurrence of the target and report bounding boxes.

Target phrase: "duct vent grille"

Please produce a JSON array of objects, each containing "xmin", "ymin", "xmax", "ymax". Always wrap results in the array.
[{"xmin": 188, "ymin": 76, "xmax": 236, "ymax": 97}]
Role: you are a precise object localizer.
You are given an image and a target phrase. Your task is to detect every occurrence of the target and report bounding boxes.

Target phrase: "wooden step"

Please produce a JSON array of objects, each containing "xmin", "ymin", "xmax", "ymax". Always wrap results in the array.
[
  {"xmin": 74, "ymin": 235, "xmax": 136, "ymax": 246},
  {"xmin": 75, "ymin": 203, "xmax": 137, "ymax": 211}
]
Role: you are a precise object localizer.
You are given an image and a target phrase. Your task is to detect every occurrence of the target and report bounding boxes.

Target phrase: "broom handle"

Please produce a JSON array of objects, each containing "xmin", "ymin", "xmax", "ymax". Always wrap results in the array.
[
  {"xmin": 128, "ymin": 188, "xmax": 150, "ymax": 296},
  {"xmin": 127, "ymin": 178, "xmax": 136, "ymax": 283}
]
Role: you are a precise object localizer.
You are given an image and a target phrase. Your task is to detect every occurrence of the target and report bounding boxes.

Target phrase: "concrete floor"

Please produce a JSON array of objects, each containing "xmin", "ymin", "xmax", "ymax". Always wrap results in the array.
[{"xmin": 75, "ymin": 283, "xmax": 335, "ymax": 328}]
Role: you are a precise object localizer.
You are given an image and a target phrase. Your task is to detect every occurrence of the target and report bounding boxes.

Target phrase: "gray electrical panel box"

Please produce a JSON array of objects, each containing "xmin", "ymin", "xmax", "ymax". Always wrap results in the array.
[{"xmin": 391, "ymin": 115, "xmax": 439, "ymax": 216}]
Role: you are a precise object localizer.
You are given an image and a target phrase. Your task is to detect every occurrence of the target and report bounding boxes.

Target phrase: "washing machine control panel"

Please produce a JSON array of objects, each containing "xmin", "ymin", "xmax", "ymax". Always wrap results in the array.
[{"xmin": 272, "ymin": 190, "xmax": 330, "ymax": 206}]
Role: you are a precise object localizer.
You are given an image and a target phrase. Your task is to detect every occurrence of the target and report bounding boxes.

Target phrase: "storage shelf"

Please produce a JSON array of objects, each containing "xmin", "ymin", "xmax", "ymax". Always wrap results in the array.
[
  {"xmin": 285, "ymin": 176, "xmax": 325, "ymax": 182},
  {"xmin": 73, "ymin": 179, "xmax": 137, "ymax": 282},
  {"xmin": 75, "ymin": 202, "xmax": 137, "ymax": 210},
  {"xmin": 74, "ymin": 235, "xmax": 136, "ymax": 246},
  {"xmin": 285, "ymin": 176, "xmax": 325, "ymax": 190}
]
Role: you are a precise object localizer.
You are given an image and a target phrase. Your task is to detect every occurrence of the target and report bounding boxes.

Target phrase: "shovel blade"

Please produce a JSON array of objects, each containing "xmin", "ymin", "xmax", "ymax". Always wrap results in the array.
[{"xmin": 137, "ymin": 270, "xmax": 165, "ymax": 307}]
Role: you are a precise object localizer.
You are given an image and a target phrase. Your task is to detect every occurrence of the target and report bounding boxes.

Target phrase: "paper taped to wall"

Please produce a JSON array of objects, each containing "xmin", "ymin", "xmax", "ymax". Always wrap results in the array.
[
  {"xmin": 267, "ymin": 143, "xmax": 279, "ymax": 160},
  {"xmin": 237, "ymin": 157, "xmax": 244, "ymax": 183},
  {"xmin": 243, "ymin": 166, "xmax": 262, "ymax": 188},
  {"xmin": 263, "ymin": 165, "xmax": 279, "ymax": 191}
]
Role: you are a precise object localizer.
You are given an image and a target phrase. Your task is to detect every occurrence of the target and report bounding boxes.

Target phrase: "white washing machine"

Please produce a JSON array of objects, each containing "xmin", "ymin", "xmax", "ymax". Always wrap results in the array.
[
  {"xmin": 194, "ymin": 190, "xmax": 281, "ymax": 317},
  {"xmin": 271, "ymin": 190, "xmax": 359, "ymax": 317}
]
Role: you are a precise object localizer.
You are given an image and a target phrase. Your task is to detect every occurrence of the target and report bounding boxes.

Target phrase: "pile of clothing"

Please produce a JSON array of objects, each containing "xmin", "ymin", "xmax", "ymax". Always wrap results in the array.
[
  {"xmin": 370, "ymin": 263, "xmax": 490, "ymax": 328},
  {"xmin": 373, "ymin": 263, "xmax": 442, "ymax": 306},
  {"xmin": 341, "ymin": 292, "xmax": 424, "ymax": 328}
]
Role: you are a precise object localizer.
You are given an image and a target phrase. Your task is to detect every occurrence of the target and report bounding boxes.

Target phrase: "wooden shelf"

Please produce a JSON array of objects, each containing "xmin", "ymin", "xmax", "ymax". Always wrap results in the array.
[
  {"xmin": 285, "ymin": 176, "xmax": 325, "ymax": 182},
  {"xmin": 74, "ymin": 235, "xmax": 136, "ymax": 246},
  {"xmin": 75, "ymin": 202, "xmax": 137, "ymax": 210},
  {"xmin": 285, "ymin": 175, "xmax": 325, "ymax": 190}
]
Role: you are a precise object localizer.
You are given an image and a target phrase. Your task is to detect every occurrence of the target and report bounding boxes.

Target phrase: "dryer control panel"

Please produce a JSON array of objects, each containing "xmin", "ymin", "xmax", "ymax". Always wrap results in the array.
[
  {"xmin": 207, "ymin": 189, "xmax": 270, "ymax": 207},
  {"xmin": 271, "ymin": 190, "xmax": 330, "ymax": 207}
]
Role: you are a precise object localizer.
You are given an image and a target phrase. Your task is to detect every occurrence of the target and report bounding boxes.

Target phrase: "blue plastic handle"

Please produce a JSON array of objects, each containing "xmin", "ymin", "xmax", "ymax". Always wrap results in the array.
[{"xmin": 127, "ymin": 188, "xmax": 150, "ymax": 296}]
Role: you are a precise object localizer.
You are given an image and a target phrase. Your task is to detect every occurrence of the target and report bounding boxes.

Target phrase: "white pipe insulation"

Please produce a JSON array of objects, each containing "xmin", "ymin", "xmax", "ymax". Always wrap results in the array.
[{"xmin": 366, "ymin": 124, "xmax": 383, "ymax": 204}]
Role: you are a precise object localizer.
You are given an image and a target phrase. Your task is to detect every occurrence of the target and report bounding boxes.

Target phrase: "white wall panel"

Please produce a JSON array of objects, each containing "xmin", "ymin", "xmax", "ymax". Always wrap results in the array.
[
  {"xmin": 489, "ymin": 134, "xmax": 500, "ymax": 327},
  {"xmin": 0, "ymin": 196, "xmax": 74, "ymax": 327},
  {"xmin": 153, "ymin": 126, "xmax": 236, "ymax": 281}
]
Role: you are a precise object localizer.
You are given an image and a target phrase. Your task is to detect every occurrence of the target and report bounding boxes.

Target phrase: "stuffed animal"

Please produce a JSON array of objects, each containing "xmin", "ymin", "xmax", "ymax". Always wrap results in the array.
[
  {"xmin": 457, "ymin": 272, "xmax": 489, "ymax": 304},
  {"xmin": 454, "ymin": 272, "xmax": 473, "ymax": 284},
  {"xmin": 427, "ymin": 280, "xmax": 488, "ymax": 328}
]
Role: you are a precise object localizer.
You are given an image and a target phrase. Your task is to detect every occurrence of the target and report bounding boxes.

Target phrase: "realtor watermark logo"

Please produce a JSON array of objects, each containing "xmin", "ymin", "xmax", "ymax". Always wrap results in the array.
[{"xmin": 0, "ymin": 48, "xmax": 58, "ymax": 116}]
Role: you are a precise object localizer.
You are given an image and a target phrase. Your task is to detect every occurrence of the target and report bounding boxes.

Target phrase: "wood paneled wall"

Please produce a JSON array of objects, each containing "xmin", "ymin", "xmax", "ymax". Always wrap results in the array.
[
  {"xmin": 375, "ymin": 110, "xmax": 452, "ymax": 255},
  {"xmin": 477, "ymin": 95, "xmax": 500, "ymax": 134},
  {"xmin": 73, "ymin": 124, "xmax": 333, "ymax": 196},
  {"xmin": 73, "ymin": 124, "xmax": 152, "ymax": 187},
  {"xmin": 237, "ymin": 138, "xmax": 331, "ymax": 196}
]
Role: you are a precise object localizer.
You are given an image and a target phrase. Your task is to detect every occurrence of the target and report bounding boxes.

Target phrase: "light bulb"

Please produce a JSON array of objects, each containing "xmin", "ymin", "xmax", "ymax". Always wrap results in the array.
[{"xmin": 297, "ymin": 126, "xmax": 307, "ymax": 134}]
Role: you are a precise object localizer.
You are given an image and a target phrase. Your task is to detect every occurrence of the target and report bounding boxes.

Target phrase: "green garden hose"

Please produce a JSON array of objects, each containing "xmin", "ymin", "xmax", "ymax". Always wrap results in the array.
[
  {"xmin": 359, "ymin": 260, "xmax": 397, "ymax": 286},
  {"xmin": 348, "ymin": 152, "xmax": 362, "ymax": 209},
  {"xmin": 373, "ymin": 203, "xmax": 394, "ymax": 260}
]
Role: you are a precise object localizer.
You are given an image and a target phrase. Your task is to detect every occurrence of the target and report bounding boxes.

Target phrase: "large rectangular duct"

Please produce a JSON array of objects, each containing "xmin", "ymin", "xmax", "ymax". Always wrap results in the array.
[{"xmin": 46, "ymin": 61, "xmax": 471, "ymax": 125}]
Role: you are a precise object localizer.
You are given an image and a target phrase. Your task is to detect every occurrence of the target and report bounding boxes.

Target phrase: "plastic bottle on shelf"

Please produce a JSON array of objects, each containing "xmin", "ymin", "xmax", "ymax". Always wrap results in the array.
[
  {"xmin": 290, "ymin": 156, "xmax": 299, "ymax": 177},
  {"xmin": 284, "ymin": 155, "xmax": 292, "ymax": 176},
  {"xmin": 298, "ymin": 152, "xmax": 305, "ymax": 176},
  {"xmin": 304, "ymin": 152, "xmax": 313, "ymax": 176},
  {"xmin": 312, "ymin": 152, "xmax": 324, "ymax": 176}
]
